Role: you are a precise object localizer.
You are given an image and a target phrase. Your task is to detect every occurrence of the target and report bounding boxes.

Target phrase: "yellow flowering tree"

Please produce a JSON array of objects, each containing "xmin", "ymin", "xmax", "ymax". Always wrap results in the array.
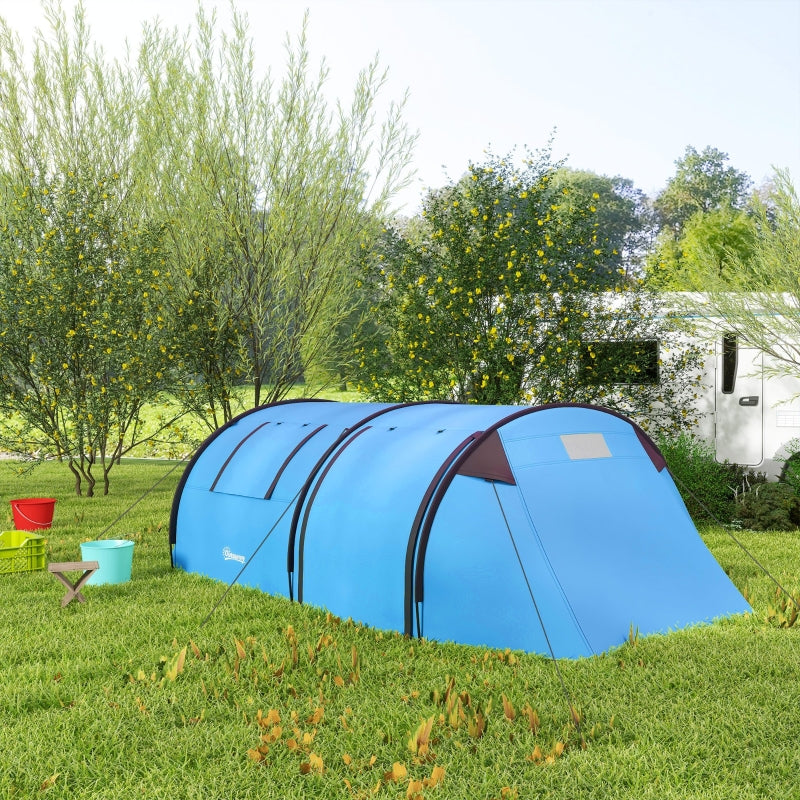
[
  {"xmin": 0, "ymin": 175, "xmax": 181, "ymax": 495},
  {"xmin": 356, "ymin": 150, "xmax": 704, "ymax": 433},
  {"xmin": 0, "ymin": 4, "xmax": 182, "ymax": 495}
]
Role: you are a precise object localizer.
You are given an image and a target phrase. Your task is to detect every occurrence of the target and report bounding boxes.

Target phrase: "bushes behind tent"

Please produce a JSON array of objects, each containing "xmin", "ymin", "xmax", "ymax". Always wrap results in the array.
[
  {"xmin": 734, "ymin": 482, "xmax": 800, "ymax": 531},
  {"xmin": 658, "ymin": 433, "xmax": 800, "ymax": 529},
  {"xmin": 734, "ymin": 440, "xmax": 800, "ymax": 530}
]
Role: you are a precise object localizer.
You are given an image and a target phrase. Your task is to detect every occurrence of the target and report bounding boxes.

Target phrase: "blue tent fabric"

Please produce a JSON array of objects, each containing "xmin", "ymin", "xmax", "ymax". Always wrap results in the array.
[{"xmin": 170, "ymin": 400, "xmax": 751, "ymax": 658}]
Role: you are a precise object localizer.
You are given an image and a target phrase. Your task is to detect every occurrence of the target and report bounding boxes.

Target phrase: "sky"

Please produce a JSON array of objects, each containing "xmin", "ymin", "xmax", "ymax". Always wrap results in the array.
[{"xmin": 0, "ymin": 0, "xmax": 798, "ymax": 215}]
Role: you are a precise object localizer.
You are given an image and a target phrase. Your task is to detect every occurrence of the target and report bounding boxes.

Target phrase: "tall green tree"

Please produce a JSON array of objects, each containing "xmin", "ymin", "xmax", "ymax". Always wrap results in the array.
[
  {"xmin": 0, "ymin": 2, "xmax": 182, "ymax": 495},
  {"xmin": 138, "ymin": 7, "xmax": 416, "ymax": 427},
  {"xmin": 679, "ymin": 206, "xmax": 758, "ymax": 281},
  {"xmin": 647, "ymin": 205, "xmax": 759, "ymax": 290},
  {"xmin": 647, "ymin": 146, "xmax": 755, "ymax": 290},
  {"xmin": 355, "ymin": 151, "xmax": 704, "ymax": 434},
  {"xmin": 653, "ymin": 145, "xmax": 752, "ymax": 235}
]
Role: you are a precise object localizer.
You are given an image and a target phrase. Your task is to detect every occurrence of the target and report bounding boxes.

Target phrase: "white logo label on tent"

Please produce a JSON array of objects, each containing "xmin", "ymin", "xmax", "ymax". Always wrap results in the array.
[
  {"xmin": 560, "ymin": 433, "xmax": 612, "ymax": 460},
  {"xmin": 222, "ymin": 546, "xmax": 246, "ymax": 564}
]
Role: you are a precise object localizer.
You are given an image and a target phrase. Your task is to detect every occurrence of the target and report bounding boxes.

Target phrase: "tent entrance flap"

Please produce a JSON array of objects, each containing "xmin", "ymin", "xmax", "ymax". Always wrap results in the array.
[{"xmin": 414, "ymin": 474, "xmax": 593, "ymax": 657}]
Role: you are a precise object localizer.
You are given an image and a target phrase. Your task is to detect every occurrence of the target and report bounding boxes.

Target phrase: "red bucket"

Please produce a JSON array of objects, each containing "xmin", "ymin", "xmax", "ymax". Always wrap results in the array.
[{"xmin": 10, "ymin": 498, "xmax": 56, "ymax": 531}]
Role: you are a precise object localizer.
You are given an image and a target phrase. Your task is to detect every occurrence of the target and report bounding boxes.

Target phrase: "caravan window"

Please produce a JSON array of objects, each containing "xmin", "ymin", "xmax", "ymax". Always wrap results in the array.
[
  {"xmin": 580, "ymin": 340, "xmax": 660, "ymax": 385},
  {"xmin": 721, "ymin": 334, "xmax": 737, "ymax": 394}
]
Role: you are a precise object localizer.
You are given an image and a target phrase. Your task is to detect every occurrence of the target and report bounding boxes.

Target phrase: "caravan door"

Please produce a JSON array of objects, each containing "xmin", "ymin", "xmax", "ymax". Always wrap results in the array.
[{"xmin": 714, "ymin": 334, "xmax": 764, "ymax": 467}]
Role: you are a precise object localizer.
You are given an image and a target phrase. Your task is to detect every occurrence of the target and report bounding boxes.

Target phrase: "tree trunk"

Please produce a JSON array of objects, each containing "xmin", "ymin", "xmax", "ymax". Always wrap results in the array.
[{"xmin": 68, "ymin": 461, "xmax": 83, "ymax": 497}]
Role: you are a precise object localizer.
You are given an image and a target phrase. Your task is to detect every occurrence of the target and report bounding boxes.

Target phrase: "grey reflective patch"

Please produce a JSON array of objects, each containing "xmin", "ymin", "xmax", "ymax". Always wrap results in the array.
[{"xmin": 560, "ymin": 433, "xmax": 611, "ymax": 460}]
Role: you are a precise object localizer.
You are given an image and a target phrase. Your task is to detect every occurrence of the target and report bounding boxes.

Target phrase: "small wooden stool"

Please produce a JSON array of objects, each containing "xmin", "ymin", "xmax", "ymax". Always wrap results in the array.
[{"xmin": 48, "ymin": 561, "xmax": 100, "ymax": 607}]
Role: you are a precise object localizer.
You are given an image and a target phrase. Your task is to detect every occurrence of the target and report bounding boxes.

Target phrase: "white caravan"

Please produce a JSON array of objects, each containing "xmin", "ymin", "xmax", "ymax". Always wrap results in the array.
[
  {"xmin": 653, "ymin": 294, "xmax": 800, "ymax": 479},
  {"xmin": 588, "ymin": 293, "xmax": 800, "ymax": 478},
  {"xmin": 692, "ymin": 330, "xmax": 800, "ymax": 478}
]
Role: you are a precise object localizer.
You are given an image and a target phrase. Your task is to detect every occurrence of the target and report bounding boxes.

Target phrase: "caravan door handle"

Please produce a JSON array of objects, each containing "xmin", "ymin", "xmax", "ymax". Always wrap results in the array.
[{"xmin": 738, "ymin": 396, "xmax": 759, "ymax": 407}]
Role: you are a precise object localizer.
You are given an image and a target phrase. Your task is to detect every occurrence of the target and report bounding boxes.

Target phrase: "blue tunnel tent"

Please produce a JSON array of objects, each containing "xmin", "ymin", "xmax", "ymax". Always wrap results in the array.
[{"xmin": 169, "ymin": 400, "xmax": 751, "ymax": 658}]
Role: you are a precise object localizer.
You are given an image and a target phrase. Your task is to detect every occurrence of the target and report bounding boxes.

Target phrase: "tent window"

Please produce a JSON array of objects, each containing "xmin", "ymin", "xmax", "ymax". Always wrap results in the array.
[
  {"xmin": 580, "ymin": 340, "xmax": 659, "ymax": 385},
  {"xmin": 209, "ymin": 421, "xmax": 271, "ymax": 491},
  {"xmin": 721, "ymin": 334, "xmax": 737, "ymax": 394},
  {"xmin": 264, "ymin": 424, "xmax": 327, "ymax": 499}
]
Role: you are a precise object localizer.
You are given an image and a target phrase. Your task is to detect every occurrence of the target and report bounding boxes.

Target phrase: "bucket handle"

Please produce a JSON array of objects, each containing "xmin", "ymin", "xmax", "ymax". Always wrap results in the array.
[{"xmin": 12, "ymin": 501, "xmax": 51, "ymax": 527}]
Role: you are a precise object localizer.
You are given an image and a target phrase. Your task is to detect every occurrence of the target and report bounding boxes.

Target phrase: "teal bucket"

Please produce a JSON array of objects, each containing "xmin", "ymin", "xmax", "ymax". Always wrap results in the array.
[{"xmin": 80, "ymin": 539, "xmax": 134, "ymax": 585}]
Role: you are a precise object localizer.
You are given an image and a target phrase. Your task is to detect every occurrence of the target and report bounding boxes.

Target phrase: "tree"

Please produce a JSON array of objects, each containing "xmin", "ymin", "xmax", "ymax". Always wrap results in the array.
[
  {"xmin": 653, "ymin": 145, "xmax": 752, "ymax": 235},
  {"xmin": 355, "ymin": 150, "xmax": 704, "ymax": 434},
  {"xmin": 137, "ymin": 7, "xmax": 416, "ymax": 427},
  {"xmin": 548, "ymin": 169, "xmax": 653, "ymax": 278},
  {"xmin": 647, "ymin": 205, "xmax": 759, "ymax": 290},
  {"xmin": 0, "ymin": 2, "xmax": 182, "ymax": 495},
  {"xmin": 678, "ymin": 169, "xmax": 800, "ymax": 380},
  {"xmin": 647, "ymin": 146, "xmax": 755, "ymax": 290}
]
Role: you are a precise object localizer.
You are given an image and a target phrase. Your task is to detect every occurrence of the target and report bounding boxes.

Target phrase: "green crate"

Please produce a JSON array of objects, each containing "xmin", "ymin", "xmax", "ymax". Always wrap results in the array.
[{"xmin": 0, "ymin": 530, "xmax": 47, "ymax": 574}]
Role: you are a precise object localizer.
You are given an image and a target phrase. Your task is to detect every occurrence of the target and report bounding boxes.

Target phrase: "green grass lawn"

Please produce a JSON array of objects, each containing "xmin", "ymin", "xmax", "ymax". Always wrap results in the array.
[{"xmin": 0, "ymin": 460, "xmax": 799, "ymax": 799}]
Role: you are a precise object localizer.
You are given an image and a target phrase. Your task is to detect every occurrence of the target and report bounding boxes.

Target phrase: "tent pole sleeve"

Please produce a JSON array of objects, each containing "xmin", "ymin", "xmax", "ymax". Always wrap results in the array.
[{"xmin": 209, "ymin": 422, "xmax": 271, "ymax": 491}]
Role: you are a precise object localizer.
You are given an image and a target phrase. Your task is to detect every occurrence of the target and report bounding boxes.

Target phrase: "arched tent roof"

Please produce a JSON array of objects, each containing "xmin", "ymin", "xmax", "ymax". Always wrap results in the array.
[{"xmin": 170, "ymin": 400, "xmax": 750, "ymax": 658}]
